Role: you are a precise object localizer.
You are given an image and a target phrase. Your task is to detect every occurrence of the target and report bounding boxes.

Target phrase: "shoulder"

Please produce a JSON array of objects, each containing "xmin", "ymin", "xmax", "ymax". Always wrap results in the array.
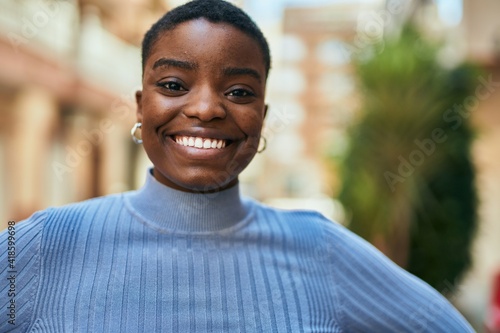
[
  {"xmin": 246, "ymin": 200, "xmax": 356, "ymax": 259},
  {"xmin": 1, "ymin": 209, "xmax": 48, "ymax": 263},
  {"xmin": 248, "ymin": 199, "xmax": 337, "ymax": 233},
  {"xmin": 10, "ymin": 194, "xmax": 126, "ymax": 253},
  {"xmin": 248, "ymin": 200, "xmax": 365, "ymax": 252},
  {"xmin": 246, "ymin": 200, "xmax": 404, "ymax": 263},
  {"xmin": 36, "ymin": 193, "xmax": 125, "ymax": 231},
  {"xmin": 43, "ymin": 193, "xmax": 124, "ymax": 221},
  {"xmin": 0, "ymin": 210, "xmax": 48, "ymax": 331}
]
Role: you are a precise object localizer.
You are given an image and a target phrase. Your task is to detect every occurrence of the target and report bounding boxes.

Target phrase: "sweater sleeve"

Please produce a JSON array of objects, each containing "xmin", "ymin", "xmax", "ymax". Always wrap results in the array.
[
  {"xmin": 318, "ymin": 216, "xmax": 474, "ymax": 333},
  {"xmin": 0, "ymin": 211, "xmax": 46, "ymax": 333}
]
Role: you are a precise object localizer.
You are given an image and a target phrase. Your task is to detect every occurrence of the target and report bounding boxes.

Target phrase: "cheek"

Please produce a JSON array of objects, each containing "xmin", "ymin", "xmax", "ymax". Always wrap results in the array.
[
  {"xmin": 235, "ymin": 107, "xmax": 265, "ymax": 137},
  {"xmin": 141, "ymin": 94, "xmax": 178, "ymax": 129}
]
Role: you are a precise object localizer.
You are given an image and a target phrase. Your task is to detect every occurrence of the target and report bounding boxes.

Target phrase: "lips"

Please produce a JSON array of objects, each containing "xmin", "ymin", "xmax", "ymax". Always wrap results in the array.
[{"xmin": 174, "ymin": 136, "xmax": 227, "ymax": 149}]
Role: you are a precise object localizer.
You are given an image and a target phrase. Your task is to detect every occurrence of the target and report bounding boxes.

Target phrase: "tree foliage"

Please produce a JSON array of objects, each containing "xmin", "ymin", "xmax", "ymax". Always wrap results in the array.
[{"xmin": 338, "ymin": 26, "xmax": 478, "ymax": 290}]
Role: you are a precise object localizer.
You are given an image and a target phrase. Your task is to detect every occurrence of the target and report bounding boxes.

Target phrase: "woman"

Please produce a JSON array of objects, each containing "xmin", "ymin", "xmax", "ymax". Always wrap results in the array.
[{"xmin": 0, "ymin": 0, "xmax": 473, "ymax": 332}]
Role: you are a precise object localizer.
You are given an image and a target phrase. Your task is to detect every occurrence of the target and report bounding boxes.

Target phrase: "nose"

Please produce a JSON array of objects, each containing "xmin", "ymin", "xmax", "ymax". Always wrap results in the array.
[{"xmin": 183, "ymin": 86, "xmax": 227, "ymax": 122}]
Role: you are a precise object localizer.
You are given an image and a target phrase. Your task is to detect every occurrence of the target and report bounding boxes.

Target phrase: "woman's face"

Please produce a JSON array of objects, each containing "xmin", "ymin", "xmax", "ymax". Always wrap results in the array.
[{"xmin": 137, "ymin": 19, "xmax": 267, "ymax": 192}]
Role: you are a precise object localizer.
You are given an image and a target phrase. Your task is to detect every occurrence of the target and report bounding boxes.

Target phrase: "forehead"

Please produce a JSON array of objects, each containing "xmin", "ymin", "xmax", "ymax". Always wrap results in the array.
[{"xmin": 146, "ymin": 19, "xmax": 266, "ymax": 74}]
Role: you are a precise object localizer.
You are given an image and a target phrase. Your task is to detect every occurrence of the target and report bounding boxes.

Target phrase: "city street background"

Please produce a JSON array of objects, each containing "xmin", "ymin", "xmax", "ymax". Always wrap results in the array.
[{"xmin": 1, "ymin": 0, "xmax": 499, "ymax": 330}]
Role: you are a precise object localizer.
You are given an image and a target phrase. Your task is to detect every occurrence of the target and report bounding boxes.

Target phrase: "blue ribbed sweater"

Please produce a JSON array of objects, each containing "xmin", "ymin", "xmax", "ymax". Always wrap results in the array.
[{"xmin": 1, "ymin": 170, "xmax": 473, "ymax": 332}]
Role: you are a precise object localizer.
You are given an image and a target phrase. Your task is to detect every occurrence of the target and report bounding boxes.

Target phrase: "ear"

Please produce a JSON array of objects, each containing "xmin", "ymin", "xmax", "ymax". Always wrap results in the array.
[
  {"xmin": 135, "ymin": 90, "xmax": 143, "ymax": 123},
  {"xmin": 263, "ymin": 104, "xmax": 269, "ymax": 119}
]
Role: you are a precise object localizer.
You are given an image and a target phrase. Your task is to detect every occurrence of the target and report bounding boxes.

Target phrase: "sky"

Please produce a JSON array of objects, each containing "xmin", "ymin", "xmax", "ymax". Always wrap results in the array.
[
  {"xmin": 245, "ymin": 0, "xmax": 463, "ymax": 27},
  {"xmin": 436, "ymin": 0, "xmax": 463, "ymax": 26},
  {"xmin": 244, "ymin": 0, "xmax": 379, "ymax": 23}
]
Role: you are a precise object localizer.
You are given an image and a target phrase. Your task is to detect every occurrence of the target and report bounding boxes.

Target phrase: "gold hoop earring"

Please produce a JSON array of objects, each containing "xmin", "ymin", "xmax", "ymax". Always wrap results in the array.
[
  {"xmin": 257, "ymin": 136, "xmax": 267, "ymax": 153},
  {"xmin": 131, "ymin": 122, "xmax": 143, "ymax": 144}
]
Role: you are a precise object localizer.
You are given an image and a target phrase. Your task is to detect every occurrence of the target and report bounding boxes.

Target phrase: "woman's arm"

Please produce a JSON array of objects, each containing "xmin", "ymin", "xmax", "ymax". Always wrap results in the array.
[
  {"xmin": 321, "ymin": 217, "xmax": 475, "ymax": 332},
  {"xmin": 0, "ymin": 211, "xmax": 46, "ymax": 333}
]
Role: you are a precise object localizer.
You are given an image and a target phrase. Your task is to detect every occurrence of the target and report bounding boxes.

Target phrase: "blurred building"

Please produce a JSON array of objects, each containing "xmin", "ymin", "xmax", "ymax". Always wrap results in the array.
[
  {"xmin": 250, "ymin": 2, "xmax": 370, "ymax": 219},
  {"xmin": 0, "ymin": 0, "xmax": 166, "ymax": 224},
  {"xmin": 458, "ymin": 0, "xmax": 500, "ymax": 330}
]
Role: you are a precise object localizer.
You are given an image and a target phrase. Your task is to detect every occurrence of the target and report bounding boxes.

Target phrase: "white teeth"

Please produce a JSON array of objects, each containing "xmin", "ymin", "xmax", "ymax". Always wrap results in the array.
[
  {"xmin": 195, "ymin": 138, "xmax": 203, "ymax": 148},
  {"xmin": 174, "ymin": 136, "xmax": 227, "ymax": 149}
]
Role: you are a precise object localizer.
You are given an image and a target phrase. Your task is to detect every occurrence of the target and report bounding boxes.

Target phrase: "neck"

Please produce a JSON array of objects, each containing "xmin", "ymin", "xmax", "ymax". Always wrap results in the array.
[
  {"xmin": 152, "ymin": 168, "xmax": 238, "ymax": 194},
  {"xmin": 125, "ymin": 169, "xmax": 249, "ymax": 233}
]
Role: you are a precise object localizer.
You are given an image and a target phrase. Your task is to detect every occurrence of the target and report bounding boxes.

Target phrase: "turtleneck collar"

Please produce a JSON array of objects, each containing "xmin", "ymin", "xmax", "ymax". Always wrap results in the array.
[{"xmin": 124, "ymin": 169, "xmax": 251, "ymax": 233}]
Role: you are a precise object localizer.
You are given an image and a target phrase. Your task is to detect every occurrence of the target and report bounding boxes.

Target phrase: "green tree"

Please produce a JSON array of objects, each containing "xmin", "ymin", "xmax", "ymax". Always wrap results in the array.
[{"xmin": 338, "ymin": 26, "xmax": 477, "ymax": 290}]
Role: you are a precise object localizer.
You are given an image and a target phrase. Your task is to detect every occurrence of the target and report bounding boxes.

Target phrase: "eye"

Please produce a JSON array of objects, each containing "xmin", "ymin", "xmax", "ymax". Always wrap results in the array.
[
  {"xmin": 227, "ymin": 89, "xmax": 255, "ymax": 98},
  {"xmin": 158, "ymin": 81, "xmax": 186, "ymax": 91}
]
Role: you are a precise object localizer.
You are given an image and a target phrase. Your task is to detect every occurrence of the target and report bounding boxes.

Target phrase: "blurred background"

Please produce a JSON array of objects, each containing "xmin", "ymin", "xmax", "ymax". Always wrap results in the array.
[{"xmin": 1, "ymin": 0, "xmax": 499, "ymax": 330}]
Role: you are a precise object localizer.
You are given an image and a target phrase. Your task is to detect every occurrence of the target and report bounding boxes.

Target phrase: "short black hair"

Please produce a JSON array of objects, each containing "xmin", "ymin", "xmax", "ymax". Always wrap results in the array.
[{"xmin": 141, "ymin": 0, "xmax": 271, "ymax": 77}]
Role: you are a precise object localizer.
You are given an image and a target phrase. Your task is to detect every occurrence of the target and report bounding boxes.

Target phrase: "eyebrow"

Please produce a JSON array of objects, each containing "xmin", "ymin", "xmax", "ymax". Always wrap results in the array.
[
  {"xmin": 152, "ymin": 58, "xmax": 262, "ymax": 82},
  {"xmin": 152, "ymin": 58, "xmax": 198, "ymax": 71},
  {"xmin": 223, "ymin": 67, "xmax": 262, "ymax": 83}
]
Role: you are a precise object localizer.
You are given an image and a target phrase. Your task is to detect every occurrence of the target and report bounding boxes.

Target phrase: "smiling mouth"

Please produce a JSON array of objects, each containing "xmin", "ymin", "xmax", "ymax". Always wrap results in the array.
[{"xmin": 172, "ymin": 136, "xmax": 231, "ymax": 149}]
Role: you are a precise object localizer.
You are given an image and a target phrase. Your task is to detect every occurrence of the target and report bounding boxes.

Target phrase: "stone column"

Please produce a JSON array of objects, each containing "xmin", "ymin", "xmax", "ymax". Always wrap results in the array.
[{"xmin": 6, "ymin": 86, "xmax": 58, "ymax": 222}]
